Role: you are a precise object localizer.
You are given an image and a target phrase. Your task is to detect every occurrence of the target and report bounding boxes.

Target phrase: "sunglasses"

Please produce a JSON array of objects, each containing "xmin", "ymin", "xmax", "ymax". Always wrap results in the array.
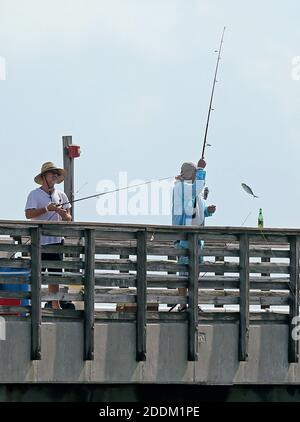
[{"xmin": 47, "ymin": 170, "xmax": 60, "ymax": 176}]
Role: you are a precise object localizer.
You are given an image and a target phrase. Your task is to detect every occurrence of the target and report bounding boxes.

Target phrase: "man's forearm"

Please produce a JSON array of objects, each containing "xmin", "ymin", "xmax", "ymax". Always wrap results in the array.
[{"xmin": 25, "ymin": 208, "xmax": 47, "ymax": 219}]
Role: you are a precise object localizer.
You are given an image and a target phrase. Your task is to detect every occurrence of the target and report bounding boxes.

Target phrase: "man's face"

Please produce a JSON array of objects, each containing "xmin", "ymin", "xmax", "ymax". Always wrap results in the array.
[
  {"xmin": 181, "ymin": 164, "xmax": 196, "ymax": 181},
  {"xmin": 44, "ymin": 170, "xmax": 60, "ymax": 186}
]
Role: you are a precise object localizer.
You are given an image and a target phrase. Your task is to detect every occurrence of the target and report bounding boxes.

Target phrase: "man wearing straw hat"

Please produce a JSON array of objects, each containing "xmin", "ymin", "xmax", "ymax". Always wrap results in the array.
[{"xmin": 25, "ymin": 162, "xmax": 72, "ymax": 309}]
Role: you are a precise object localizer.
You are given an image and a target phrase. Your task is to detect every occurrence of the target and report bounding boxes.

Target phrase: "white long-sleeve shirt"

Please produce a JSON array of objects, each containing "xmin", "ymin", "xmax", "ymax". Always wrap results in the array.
[{"xmin": 172, "ymin": 168, "xmax": 206, "ymax": 226}]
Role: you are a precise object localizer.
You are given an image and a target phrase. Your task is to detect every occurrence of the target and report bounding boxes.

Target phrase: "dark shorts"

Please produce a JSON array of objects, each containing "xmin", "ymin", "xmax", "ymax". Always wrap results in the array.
[{"xmin": 42, "ymin": 242, "xmax": 63, "ymax": 273}]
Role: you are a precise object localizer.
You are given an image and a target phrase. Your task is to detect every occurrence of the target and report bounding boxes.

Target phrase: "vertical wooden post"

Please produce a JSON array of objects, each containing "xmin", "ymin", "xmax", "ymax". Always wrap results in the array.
[
  {"xmin": 136, "ymin": 230, "xmax": 147, "ymax": 361},
  {"xmin": 168, "ymin": 255, "xmax": 177, "ymax": 275},
  {"xmin": 120, "ymin": 254, "xmax": 129, "ymax": 275},
  {"xmin": 215, "ymin": 254, "xmax": 224, "ymax": 308},
  {"xmin": 188, "ymin": 232, "xmax": 199, "ymax": 361},
  {"xmin": 239, "ymin": 233, "xmax": 249, "ymax": 361},
  {"xmin": 116, "ymin": 254, "xmax": 130, "ymax": 311},
  {"xmin": 167, "ymin": 254, "xmax": 177, "ymax": 310},
  {"xmin": 30, "ymin": 227, "xmax": 42, "ymax": 360},
  {"xmin": 289, "ymin": 236, "xmax": 299, "ymax": 363},
  {"xmin": 84, "ymin": 229, "xmax": 95, "ymax": 361},
  {"xmin": 261, "ymin": 256, "xmax": 270, "ymax": 309},
  {"xmin": 62, "ymin": 136, "xmax": 74, "ymax": 219}
]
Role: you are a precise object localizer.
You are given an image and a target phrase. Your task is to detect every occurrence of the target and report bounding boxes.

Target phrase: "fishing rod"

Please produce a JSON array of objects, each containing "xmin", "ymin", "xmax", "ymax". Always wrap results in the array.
[
  {"xmin": 9, "ymin": 177, "xmax": 175, "ymax": 258},
  {"xmin": 201, "ymin": 26, "xmax": 226, "ymax": 159},
  {"xmin": 10, "ymin": 178, "xmax": 157, "ymax": 258},
  {"xmin": 59, "ymin": 175, "xmax": 174, "ymax": 207}
]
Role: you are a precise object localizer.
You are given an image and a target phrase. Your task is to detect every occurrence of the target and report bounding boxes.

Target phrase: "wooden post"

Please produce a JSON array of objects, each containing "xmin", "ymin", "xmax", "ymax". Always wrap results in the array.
[
  {"xmin": 136, "ymin": 230, "xmax": 147, "ymax": 361},
  {"xmin": 239, "ymin": 233, "xmax": 249, "ymax": 361},
  {"xmin": 30, "ymin": 227, "xmax": 42, "ymax": 360},
  {"xmin": 168, "ymin": 255, "xmax": 177, "ymax": 275},
  {"xmin": 261, "ymin": 256, "xmax": 271, "ymax": 309},
  {"xmin": 167, "ymin": 255, "xmax": 177, "ymax": 310},
  {"xmin": 289, "ymin": 236, "xmax": 299, "ymax": 363},
  {"xmin": 188, "ymin": 232, "xmax": 199, "ymax": 361},
  {"xmin": 116, "ymin": 254, "xmax": 130, "ymax": 311},
  {"xmin": 84, "ymin": 229, "xmax": 95, "ymax": 360},
  {"xmin": 120, "ymin": 254, "xmax": 129, "ymax": 275},
  {"xmin": 62, "ymin": 136, "xmax": 74, "ymax": 219},
  {"xmin": 215, "ymin": 254, "xmax": 224, "ymax": 308}
]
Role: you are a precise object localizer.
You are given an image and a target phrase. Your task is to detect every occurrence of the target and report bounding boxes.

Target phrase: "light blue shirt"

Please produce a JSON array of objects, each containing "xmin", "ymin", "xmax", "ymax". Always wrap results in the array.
[{"xmin": 172, "ymin": 168, "xmax": 207, "ymax": 226}]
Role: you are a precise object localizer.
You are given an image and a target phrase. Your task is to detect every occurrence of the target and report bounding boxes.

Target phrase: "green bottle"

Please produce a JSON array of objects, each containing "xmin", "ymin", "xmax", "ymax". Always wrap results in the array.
[{"xmin": 258, "ymin": 208, "xmax": 264, "ymax": 228}]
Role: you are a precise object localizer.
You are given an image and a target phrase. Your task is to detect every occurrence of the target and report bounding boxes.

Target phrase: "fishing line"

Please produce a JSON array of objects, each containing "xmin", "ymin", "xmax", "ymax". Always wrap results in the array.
[
  {"xmin": 240, "ymin": 208, "xmax": 255, "ymax": 227},
  {"xmin": 60, "ymin": 175, "xmax": 175, "ymax": 207},
  {"xmin": 74, "ymin": 181, "xmax": 88, "ymax": 195}
]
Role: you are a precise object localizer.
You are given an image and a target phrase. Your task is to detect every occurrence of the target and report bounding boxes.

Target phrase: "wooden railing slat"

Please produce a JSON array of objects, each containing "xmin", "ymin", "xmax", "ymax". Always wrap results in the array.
[
  {"xmin": 83, "ymin": 229, "xmax": 95, "ymax": 361},
  {"xmin": 239, "ymin": 233, "xmax": 249, "ymax": 361},
  {"xmin": 30, "ymin": 227, "xmax": 41, "ymax": 360},
  {"xmin": 289, "ymin": 236, "xmax": 299, "ymax": 363},
  {"xmin": 187, "ymin": 233, "xmax": 199, "ymax": 361},
  {"xmin": 136, "ymin": 230, "xmax": 147, "ymax": 361}
]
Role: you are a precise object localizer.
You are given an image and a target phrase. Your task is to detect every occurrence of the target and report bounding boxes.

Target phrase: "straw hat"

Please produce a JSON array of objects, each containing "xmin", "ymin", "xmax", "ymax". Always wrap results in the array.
[{"xmin": 34, "ymin": 162, "xmax": 66, "ymax": 185}]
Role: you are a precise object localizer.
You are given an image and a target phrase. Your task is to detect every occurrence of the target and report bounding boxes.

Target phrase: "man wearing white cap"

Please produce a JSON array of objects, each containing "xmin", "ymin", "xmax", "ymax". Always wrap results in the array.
[
  {"xmin": 25, "ymin": 162, "xmax": 72, "ymax": 309},
  {"xmin": 172, "ymin": 158, "xmax": 216, "ymax": 311}
]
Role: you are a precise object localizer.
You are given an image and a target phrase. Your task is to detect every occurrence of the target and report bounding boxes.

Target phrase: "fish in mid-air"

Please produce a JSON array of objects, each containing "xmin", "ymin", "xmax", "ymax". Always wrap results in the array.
[{"xmin": 241, "ymin": 183, "xmax": 259, "ymax": 198}]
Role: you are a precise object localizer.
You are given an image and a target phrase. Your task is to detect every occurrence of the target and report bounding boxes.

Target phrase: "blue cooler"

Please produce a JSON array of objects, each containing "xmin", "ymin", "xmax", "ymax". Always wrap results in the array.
[{"xmin": 0, "ymin": 267, "xmax": 30, "ymax": 309}]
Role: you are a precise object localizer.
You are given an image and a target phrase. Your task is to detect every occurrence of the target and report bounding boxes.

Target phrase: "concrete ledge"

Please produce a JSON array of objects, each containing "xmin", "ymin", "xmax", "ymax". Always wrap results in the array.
[{"xmin": 0, "ymin": 321, "xmax": 297, "ymax": 384}]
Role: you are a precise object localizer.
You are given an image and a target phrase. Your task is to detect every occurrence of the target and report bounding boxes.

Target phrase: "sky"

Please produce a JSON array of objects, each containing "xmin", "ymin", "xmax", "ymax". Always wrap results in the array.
[{"xmin": 1, "ymin": 0, "xmax": 300, "ymax": 228}]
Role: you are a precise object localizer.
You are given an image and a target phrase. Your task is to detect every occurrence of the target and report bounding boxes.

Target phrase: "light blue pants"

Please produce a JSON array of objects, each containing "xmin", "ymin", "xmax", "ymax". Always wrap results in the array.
[{"xmin": 175, "ymin": 240, "xmax": 204, "ymax": 277}]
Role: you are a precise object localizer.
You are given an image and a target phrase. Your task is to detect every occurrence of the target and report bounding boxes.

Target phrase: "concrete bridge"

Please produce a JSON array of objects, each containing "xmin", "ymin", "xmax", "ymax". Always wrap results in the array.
[{"xmin": 0, "ymin": 220, "xmax": 300, "ymax": 394}]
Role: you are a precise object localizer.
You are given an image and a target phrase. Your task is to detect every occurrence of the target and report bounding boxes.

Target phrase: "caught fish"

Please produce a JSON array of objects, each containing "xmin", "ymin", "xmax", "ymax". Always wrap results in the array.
[{"xmin": 241, "ymin": 183, "xmax": 259, "ymax": 198}]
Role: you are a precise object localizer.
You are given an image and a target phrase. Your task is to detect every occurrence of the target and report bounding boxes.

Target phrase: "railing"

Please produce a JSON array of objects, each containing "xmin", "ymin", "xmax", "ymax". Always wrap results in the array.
[{"xmin": 0, "ymin": 220, "xmax": 299, "ymax": 363}]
